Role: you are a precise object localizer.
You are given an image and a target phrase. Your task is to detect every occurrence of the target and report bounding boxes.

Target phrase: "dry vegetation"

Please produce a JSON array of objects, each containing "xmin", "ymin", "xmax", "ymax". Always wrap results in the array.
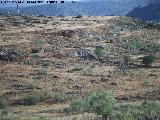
[{"xmin": 0, "ymin": 15, "xmax": 160, "ymax": 120}]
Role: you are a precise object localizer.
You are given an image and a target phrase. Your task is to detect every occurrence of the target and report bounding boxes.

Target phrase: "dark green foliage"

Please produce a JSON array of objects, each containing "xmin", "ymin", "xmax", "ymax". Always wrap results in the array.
[
  {"xmin": 31, "ymin": 48, "xmax": 40, "ymax": 53},
  {"xmin": 23, "ymin": 96, "xmax": 42, "ymax": 105},
  {"xmin": 141, "ymin": 55, "xmax": 157, "ymax": 66},
  {"xmin": 22, "ymin": 92, "xmax": 54, "ymax": 105}
]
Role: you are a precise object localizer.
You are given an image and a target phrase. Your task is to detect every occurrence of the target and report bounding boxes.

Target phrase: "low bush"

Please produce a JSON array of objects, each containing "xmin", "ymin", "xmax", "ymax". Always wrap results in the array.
[
  {"xmin": 71, "ymin": 91, "xmax": 116, "ymax": 119},
  {"xmin": 70, "ymin": 91, "xmax": 160, "ymax": 120},
  {"xmin": 0, "ymin": 110, "xmax": 9, "ymax": 120},
  {"xmin": 22, "ymin": 92, "xmax": 70, "ymax": 106},
  {"xmin": 95, "ymin": 47, "xmax": 105, "ymax": 58},
  {"xmin": 0, "ymin": 98, "xmax": 9, "ymax": 120},
  {"xmin": 146, "ymin": 42, "xmax": 160, "ymax": 53},
  {"xmin": 141, "ymin": 101, "xmax": 160, "ymax": 119},
  {"xmin": 141, "ymin": 55, "xmax": 157, "ymax": 66},
  {"xmin": 126, "ymin": 39, "xmax": 143, "ymax": 52},
  {"xmin": 23, "ymin": 95, "xmax": 41, "ymax": 105},
  {"xmin": 36, "ymin": 68, "xmax": 48, "ymax": 76},
  {"xmin": 41, "ymin": 60, "xmax": 51, "ymax": 66},
  {"xmin": 0, "ymin": 98, "xmax": 8, "ymax": 109}
]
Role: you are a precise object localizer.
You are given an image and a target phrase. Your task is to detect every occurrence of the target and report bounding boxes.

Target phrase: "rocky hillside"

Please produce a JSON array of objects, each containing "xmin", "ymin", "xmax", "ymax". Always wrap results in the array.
[{"xmin": 0, "ymin": 15, "xmax": 160, "ymax": 119}]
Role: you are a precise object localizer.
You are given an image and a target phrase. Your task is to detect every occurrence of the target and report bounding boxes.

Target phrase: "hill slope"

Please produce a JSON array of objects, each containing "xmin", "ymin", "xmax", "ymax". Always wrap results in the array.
[
  {"xmin": 126, "ymin": 2, "xmax": 160, "ymax": 21},
  {"xmin": 0, "ymin": 16, "xmax": 160, "ymax": 119}
]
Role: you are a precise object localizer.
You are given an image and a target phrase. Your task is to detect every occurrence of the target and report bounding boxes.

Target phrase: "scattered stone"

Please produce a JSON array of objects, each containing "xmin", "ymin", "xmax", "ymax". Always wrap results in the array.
[
  {"xmin": 0, "ymin": 49, "xmax": 18, "ymax": 61},
  {"xmin": 73, "ymin": 85, "xmax": 84, "ymax": 90},
  {"xmin": 31, "ymin": 48, "xmax": 41, "ymax": 53},
  {"xmin": 16, "ymin": 73, "xmax": 25, "ymax": 78},
  {"xmin": 60, "ymin": 47, "xmax": 95, "ymax": 60},
  {"xmin": 63, "ymin": 107, "xmax": 72, "ymax": 113},
  {"xmin": 52, "ymin": 75, "xmax": 59, "ymax": 79},
  {"xmin": 100, "ymin": 75, "xmax": 112, "ymax": 82},
  {"xmin": 110, "ymin": 80, "xmax": 117, "ymax": 86},
  {"xmin": 100, "ymin": 77, "xmax": 110, "ymax": 82}
]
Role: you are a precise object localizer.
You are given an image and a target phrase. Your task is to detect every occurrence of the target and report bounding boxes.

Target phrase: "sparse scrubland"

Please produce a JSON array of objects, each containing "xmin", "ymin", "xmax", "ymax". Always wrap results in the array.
[{"xmin": 0, "ymin": 16, "xmax": 160, "ymax": 120}]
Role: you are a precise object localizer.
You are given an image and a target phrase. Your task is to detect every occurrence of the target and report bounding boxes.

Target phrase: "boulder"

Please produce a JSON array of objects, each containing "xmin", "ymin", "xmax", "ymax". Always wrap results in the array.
[{"xmin": 0, "ymin": 49, "xmax": 18, "ymax": 61}]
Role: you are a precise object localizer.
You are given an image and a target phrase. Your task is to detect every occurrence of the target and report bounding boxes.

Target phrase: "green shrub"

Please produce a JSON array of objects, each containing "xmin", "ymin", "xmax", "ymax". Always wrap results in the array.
[
  {"xmin": 95, "ymin": 47, "xmax": 105, "ymax": 58},
  {"xmin": 143, "ymin": 80, "xmax": 149, "ymax": 87},
  {"xmin": 0, "ymin": 110, "xmax": 9, "ymax": 120},
  {"xmin": 53, "ymin": 93, "xmax": 68, "ymax": 102},
  {"xmin": 141, "ymin": 101, "xmax": 160, "ymax": 119},
  {"xmin": 141, "ymin": 55, "xmax": 156, "ymax": 66},
  {"xmin": 23, "ymin": 96, "xmax": 41, "ymax": 105},
  {"xmin": 146, "ymin": 42, "xmax": 160, "ymax": 53},
  {"xmin": 33, "ymin": 40, "xmax": 46, "ymax": 45},
  {"xmin": 126, "ymin": 39, "xmax": 143, "ymax": 52},
  {"xmin": 36, "ymin": 68, "xmax": 48, "ymax": 76},
  {"xmin": 23, "ymin": 92, "xmax": 52, "ymax": 105},
  {"xmin": 71, "ymin": 91, "xmax": 160, "ymax": 119},
  {"xmin": 24, "ymin": 60, "xmax": 32, "ymax": 65},
  {"xmin": 117, "ymin": 112, "xmax": 136, "ymax": 120},
  {"xmin": 41, "ymin": 60, "xmax": 51, "ymax": 66},
  {"xmin": 71, "ymin": 91, "xmax": 116, "ymax": 119},
  {"xmin": 0, "ymin": 98, "xmax": 8, "ymax": 109},
  {"xmin": 22, "ymin": 92, "xmax": 70, "ymax": 105},
  {"xmin": 31, "ymin": 53, "xmax": 39, "ymax": 59}
]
